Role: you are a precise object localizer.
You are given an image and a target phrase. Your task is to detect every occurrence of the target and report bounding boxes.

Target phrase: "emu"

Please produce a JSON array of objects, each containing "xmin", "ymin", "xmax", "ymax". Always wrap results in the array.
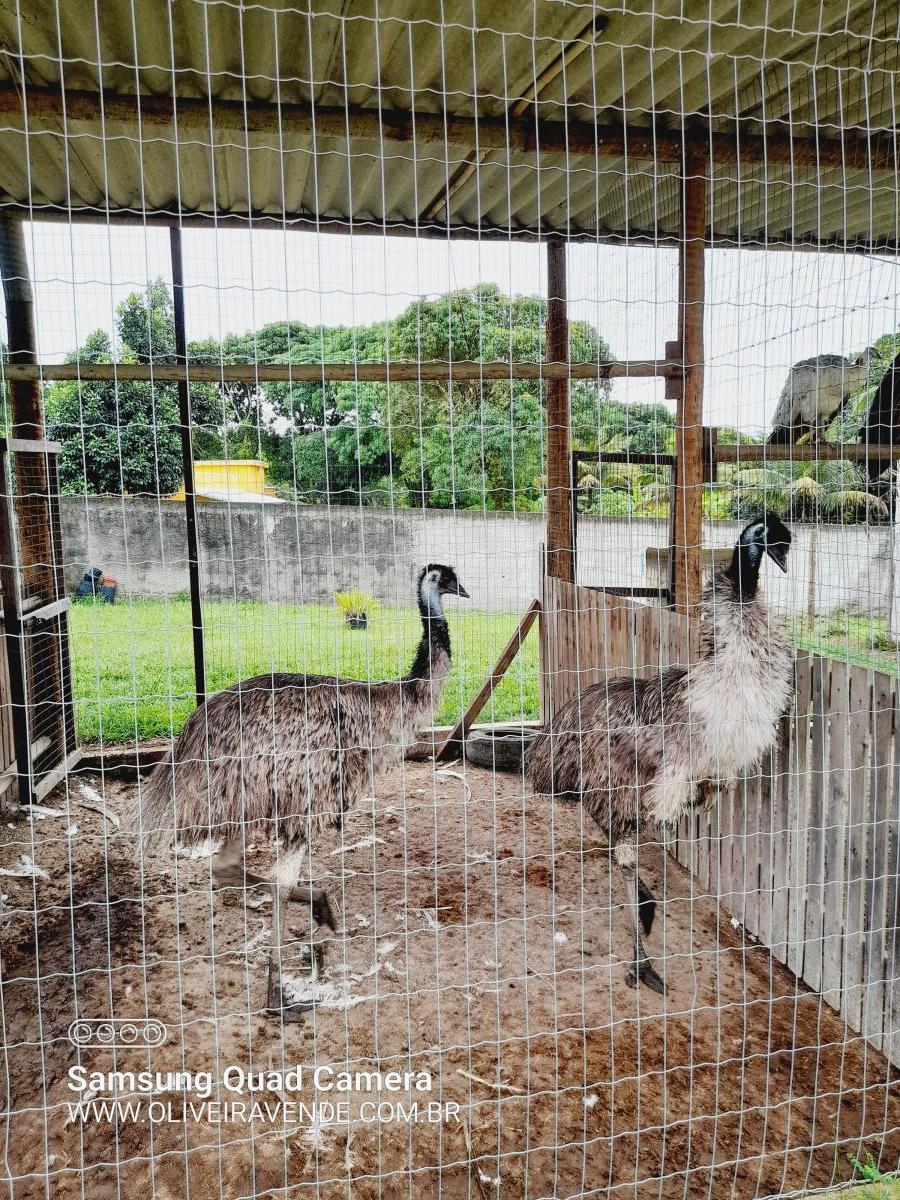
[
  {"xmin": 139, "ymin": 563, "xmax": 469, "ymax": 1020},
  {"xmin": 527, "ymin": 513, "xmax": 793, "ymax": 995},
  {"xmin": 768, "ymin": 349, "xmax": 876, "ymax": 444}
]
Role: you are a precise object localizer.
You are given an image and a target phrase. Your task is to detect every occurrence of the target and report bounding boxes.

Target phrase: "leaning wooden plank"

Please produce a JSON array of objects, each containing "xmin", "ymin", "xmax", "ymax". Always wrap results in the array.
[
  {"xmin": 437, "ymin": 599, "xmax": 541, "ymax": 760},
  {"xmin": 822, "ymin": 659, "xmax": 849, "ymax": 1005},
  {"xmin": 804, "ymin": 656, "xmax": 830, "ymax": 992},
  {"xmin": 841, "ymin": 666, "xmax": 873, "ymax": 1033},
  {"xmin": 863, "ymin": 670, "xmax": 895, "ymax": 1052}
]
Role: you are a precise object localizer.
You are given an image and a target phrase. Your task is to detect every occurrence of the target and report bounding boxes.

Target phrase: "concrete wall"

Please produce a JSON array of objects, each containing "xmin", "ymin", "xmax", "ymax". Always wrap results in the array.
[{"xmin": 60, "ymin": 496, "xmax": 894, "ymax": 617}]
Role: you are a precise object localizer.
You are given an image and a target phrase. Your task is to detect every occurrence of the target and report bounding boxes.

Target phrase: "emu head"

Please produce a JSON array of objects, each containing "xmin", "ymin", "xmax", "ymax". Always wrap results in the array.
[
  {"xmin": 417, "ymin": 564, "xmax": 470, "ymax": 616},
  {"xmin": 738, "ymin": 511, "xmax": 791, "ymax": 572},
  {"xmin": 728, "ymin": 511, "xmax": 791, "ymax": 599}
]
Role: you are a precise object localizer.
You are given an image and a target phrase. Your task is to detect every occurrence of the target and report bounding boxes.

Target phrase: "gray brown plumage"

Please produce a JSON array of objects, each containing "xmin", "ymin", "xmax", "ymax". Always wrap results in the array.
[
  {"xmin": 139, "ymin": 562, "xmax": 469, "ymax": 1018},
  {"xmin": 527, "ymin": 513, "xmax": 794, "ymax": 994}
]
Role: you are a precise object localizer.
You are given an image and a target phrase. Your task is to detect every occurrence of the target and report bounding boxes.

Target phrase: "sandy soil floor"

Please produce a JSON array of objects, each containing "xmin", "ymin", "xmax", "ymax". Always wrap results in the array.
[{"xmin": 1, "ymin": 759, "xmax": 898, "ymax": 1200}]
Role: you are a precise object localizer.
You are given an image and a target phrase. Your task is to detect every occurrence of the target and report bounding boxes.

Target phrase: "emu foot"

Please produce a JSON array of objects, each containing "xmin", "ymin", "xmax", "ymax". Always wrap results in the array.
[
  {"xmin": 625, "ymin": 958, "xmax": 668, "ymax": 996},
  {"xmin": 288, "ymin": 884, "xmax": 336, "ymax": 931},
  {"xmin": 266, "ymin": 944, "xmax": 326, "ymax": 1023}
]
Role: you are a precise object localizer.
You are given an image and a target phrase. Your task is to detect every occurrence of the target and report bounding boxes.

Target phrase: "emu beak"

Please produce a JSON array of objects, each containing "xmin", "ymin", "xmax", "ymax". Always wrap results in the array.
[
  {"xmin": 766, "ymin": 543, "xmax": 789, "ymax": 573},
  {"xmin": 455, "ymin": 581, "xmax": 470, "ymax": 599}
]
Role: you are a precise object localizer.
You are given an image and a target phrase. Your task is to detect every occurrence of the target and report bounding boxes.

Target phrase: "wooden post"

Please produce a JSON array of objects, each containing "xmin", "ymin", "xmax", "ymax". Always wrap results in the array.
[
  {"xmin": 0, "ymin": 218, "xmax": 54, "ymax": 805},
  {"xmin": 670, "ymin": 157, "xmax": 707, "ymax": 631},
  {"xmin": 0, "ymin": 221, "xmax": 43, "ymax": 439},
  {"xmin": 169, "ymin": 227, "xmax": 206, "ymax": 707},
  {"xmin": 545, "ymin": 238, "xmax": 573, "ymax": 582}
]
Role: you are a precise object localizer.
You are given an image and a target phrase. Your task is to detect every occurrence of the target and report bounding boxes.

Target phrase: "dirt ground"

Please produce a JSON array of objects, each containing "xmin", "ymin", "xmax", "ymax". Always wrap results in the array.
[{"xmin": 1, "ymin": 758, "xmax": 898, "ymax": 1200}]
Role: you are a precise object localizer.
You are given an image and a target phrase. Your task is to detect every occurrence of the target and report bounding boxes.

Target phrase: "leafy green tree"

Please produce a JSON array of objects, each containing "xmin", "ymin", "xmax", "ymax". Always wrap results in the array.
[
  {"xmin": 727, "ymin": 458, "xmax": 889, "ymax": 524},
  {"xmin": 47, "ymin": 323, "xmax": 182, "ymax": 495},
  {"xmin": 47, "ymin": 280, "xmax": 235, "ymax": 494}
]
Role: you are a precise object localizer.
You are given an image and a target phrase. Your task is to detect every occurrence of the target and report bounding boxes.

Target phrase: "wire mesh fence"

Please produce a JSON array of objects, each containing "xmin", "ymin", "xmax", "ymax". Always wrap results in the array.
[{"xmin": 0, "ymin": 3, "xmax": 898, "ymax": 1198}]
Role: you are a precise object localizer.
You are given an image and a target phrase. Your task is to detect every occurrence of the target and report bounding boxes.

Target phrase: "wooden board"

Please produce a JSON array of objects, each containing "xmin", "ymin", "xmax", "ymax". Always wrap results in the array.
[{"xmin": 437, "ymin": 600, "xmax": 540, "ymax": 760}]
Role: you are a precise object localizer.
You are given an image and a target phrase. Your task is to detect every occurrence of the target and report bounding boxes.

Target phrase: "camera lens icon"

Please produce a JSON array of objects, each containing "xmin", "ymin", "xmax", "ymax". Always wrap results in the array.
[{"xmin": 68, "ymin": 1018, "xmax": 168, "ymax": 1048}]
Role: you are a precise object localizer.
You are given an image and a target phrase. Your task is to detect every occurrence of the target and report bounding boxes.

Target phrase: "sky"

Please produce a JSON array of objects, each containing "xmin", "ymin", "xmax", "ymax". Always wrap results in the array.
[{"xmin": 17, "ymin": 220, "xmax": 900, "ymax": 436}]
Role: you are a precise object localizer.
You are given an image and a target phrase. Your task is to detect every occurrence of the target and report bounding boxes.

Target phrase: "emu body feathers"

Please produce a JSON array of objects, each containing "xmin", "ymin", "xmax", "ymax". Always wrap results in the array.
[
  {"xmin": 528, "ymin": 514, "xmax": 794, "ymax": 995},
  {"xmin": 139, "ymin": 562, "xmax": 468, "ymax": 1021},
  {"xmin": 139, "ymin": 666, "xmax": 448, "ymax": 849}
]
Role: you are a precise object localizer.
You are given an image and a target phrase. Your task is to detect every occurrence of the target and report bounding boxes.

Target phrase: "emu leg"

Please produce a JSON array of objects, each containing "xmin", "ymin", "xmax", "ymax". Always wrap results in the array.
[
  {"xmin": 266, "ymin": 846, "xmax": 325, "ymax": 1023},
  {"xmin": 211, "ymin": 841, "xmax": 335, "ymax": 929},
  {"xmin": 211, "ymin": 841, "xmax": 330, "ymax": 1022},
  {"xmin": 612, "ymin": 843, "xmax": 667, "ymax": 996}
]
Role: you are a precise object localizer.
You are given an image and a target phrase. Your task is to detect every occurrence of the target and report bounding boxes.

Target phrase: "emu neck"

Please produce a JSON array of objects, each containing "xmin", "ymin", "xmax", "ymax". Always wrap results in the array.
[
  {"xmin": 725, "ymin": 542, "xmax": 763, "ymax": 601},
  {"xmin": 407, "ymin": 591, "xmax": 451, "ymax": 681}
]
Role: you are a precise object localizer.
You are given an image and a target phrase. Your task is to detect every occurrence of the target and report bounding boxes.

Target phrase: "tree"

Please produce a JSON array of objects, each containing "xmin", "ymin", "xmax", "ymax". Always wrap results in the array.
[{"xmin": 47, "ymin": 280, "xmax": 234, "ymax": 494}]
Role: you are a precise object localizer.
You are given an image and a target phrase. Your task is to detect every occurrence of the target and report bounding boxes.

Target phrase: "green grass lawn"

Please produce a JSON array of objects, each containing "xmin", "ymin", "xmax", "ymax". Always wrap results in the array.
[
  {"xmin": 70, "ymin": 599, "xmax": 539, "ymax": 743},
  {"xmin": 70, "ymin": 599, "xmax": 900, "ymax": 745},
  {"xmin": 789, "ymin": 611, "xmax": 900, "ymax": 678}
]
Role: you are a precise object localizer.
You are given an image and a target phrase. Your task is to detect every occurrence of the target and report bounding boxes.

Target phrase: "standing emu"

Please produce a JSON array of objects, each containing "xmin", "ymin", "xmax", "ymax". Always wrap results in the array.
[
  {"xmin": 527, "ymin": 513, "xmax": 793, "ymax": 995},
  {"xmin": 139, "ymin": 564, "xmax": 469, "ymax": 1020}
]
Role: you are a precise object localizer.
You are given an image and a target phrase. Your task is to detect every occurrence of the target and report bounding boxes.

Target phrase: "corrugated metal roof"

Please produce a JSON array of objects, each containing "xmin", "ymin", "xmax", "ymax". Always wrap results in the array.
[{"xmin": 0, "ymin": 0, "xmax": 897, "ymax": 249}]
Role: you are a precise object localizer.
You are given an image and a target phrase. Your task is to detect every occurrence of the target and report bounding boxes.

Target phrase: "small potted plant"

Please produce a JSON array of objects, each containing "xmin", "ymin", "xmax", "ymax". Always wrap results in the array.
[{"xmin": 335, "ymin": 589, "xmax": 378, "ymax": 630}]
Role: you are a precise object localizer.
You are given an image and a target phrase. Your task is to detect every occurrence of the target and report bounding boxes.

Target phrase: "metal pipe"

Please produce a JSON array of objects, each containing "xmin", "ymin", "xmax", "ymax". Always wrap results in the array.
[{"xmin": 169, "ymin": 227, "xmax": 206, "ymax": 708}]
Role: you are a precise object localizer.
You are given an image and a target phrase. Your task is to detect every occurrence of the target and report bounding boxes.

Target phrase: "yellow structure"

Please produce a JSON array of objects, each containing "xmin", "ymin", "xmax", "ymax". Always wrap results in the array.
[{"xmin": 170, "ymin": 459, "xmax": 282, "ymax": 504}]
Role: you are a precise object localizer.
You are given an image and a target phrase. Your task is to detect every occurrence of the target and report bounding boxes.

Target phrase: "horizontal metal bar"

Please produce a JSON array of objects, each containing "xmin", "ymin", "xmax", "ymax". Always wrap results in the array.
[
  {"xmin": 21, "ymin": 597, "xmax": 70, "ymax": 624},
  {"xmin": 584, "ymin": 585, "xmax": 671, "ymax": 600},
  {"xmin": 7, "ymin": 204, "xmax": 899, "ymax": 257},
  {"xmin": 1, "ymin": 360, "xmax": 679, "ymax": 384},
  {"xmin": 573, "ymin": 449, "xmax": 677, "ymax": 466},
  {"xmin": 577, "ymin": 442, "xmax": 900, "ymax": 466}
]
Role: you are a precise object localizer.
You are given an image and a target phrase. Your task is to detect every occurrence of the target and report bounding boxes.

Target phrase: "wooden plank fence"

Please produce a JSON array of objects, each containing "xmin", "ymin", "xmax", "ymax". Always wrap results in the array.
[
  {"xmin": 539, "ymin": 574, "xmax": 692, "ymax": 719},
  {"xmin": 540, "ymin": 573, "xmax": 900, "ymax": 1069}
]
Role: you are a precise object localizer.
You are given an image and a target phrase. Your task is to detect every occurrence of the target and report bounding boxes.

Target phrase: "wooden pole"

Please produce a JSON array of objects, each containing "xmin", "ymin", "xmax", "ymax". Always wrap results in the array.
[
  {"xmin": 545, "ymin": 239, "xmax": 574, "ymax": 583},
  {"xmin": 670, "ymin": 157, "xmax": 707, "ymax": 628},
  {"xmin": 0, "ymin": 83, "xmax": 895, "ymax": 174},
  {"xmin": 0, "ymin": 218, "xmax": 52, "ymax": 805},
  {"xmin": 169, "ymin": 227, "xmax": 206, "ymax": 707},
  {"xmin": 0, "ymin": 358, "xmax": 676, "ymax": 384},
  {"xmin": 0, "ymin": 220, "xmax": 43, "ymax": 439}
]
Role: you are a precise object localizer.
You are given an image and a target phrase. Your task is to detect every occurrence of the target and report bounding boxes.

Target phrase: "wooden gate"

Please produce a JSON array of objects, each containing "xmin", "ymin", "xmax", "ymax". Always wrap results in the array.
[{"xmin": 0, "ymin": 438, "xmax": 77, "ymax": 804}]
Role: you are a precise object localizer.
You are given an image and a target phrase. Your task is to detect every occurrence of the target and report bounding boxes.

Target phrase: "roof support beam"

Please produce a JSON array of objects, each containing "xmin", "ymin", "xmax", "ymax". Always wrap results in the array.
[{"xmin": 0, "ymin": 83, "xmax": 895, "ymax": 172}]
